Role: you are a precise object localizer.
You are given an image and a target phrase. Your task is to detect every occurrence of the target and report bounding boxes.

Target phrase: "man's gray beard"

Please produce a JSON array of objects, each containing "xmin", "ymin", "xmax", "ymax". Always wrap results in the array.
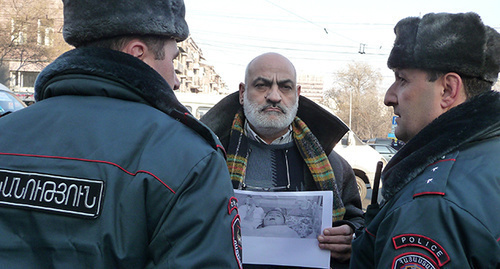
[{"xmin": 243, "ymin": 92, "xmax": 298, "ymax": 137}]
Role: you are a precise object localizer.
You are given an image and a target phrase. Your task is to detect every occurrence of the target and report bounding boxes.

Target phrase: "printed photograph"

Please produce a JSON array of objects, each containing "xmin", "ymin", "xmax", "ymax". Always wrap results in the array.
[
  {"xmin": 234, "ymin": 190, "xmax": 332, "ymax": 268},
  {"xmin": 236, "ymin": 193, "xmax": 323, "ymax": 239}
]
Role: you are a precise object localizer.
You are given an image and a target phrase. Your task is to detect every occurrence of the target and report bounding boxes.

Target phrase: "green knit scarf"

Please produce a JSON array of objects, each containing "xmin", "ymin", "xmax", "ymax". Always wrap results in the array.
[{"xmin": 226, "ymin": 111, "xmax": 346, "ymax": 221}]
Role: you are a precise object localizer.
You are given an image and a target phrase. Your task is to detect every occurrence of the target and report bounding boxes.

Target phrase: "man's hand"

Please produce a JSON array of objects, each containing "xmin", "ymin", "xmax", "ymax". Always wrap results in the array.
[{"xmin": 317, "ymin": 224, "xmax": 354, "ymax": 263}]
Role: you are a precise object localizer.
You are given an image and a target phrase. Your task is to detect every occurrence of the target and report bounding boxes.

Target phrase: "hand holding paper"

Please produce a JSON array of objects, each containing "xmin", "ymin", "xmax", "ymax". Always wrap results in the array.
[{"xmin": 318, "ymin": 224, "xmax": 354, "ymax": 263}]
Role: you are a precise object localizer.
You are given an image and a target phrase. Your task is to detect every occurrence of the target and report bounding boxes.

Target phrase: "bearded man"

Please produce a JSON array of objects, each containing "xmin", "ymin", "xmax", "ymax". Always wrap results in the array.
[{"xmin": 201, "ymin": 52, "xmax": 364, "ymax": 268}]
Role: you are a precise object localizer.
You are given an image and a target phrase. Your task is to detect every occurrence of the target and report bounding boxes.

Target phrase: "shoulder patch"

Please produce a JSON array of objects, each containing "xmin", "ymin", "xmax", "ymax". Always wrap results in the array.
[
  {"xmin": 392, "ymin": 252, "xmax": 439, "ymax": 269},
  {"xmin": 232, "ymin": 215, "xmax": 243, "ymax": 269},
  {"xmin": 0, "ymin": 169, "xmax": 105, "ymax": 219},
  {"xmin": 228, "ymin": 196, "xmax": 238, "ymax": 215},
  {"xmin": 393, "ymin": 234, "xmax": 450, "ymax": 266}
]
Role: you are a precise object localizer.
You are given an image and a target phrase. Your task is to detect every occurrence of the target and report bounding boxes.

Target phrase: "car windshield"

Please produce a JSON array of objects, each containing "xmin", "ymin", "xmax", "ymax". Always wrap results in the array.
[
  {"xmin": 373, "ymin": 145, "xmax": 395, "ymax": 154},
  {"xmin": 0, "ymin": 90, "xmax": 27, "ymax": 116}
]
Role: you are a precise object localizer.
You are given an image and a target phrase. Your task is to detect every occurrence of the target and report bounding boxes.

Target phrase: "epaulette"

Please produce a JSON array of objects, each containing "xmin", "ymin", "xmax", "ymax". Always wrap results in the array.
[{"xmin": 412, "ymin": 151, "xmax": 459, "ymax": 198}]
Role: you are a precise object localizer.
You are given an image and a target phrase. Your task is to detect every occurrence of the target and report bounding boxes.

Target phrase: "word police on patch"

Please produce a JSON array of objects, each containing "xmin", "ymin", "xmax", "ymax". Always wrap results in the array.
[
  {"xmin": 0, "ymin": 169, "xmax": 105, "ymax": 218},
  {"xmin": 393, "ymin": 234, "xmax": 450, "ymax": 266}
]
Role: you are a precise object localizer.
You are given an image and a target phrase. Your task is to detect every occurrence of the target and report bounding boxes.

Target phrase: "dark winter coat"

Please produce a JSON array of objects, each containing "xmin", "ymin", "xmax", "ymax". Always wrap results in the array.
[
  {"xmin": 201, "ymin": 92, "xmax": 364, "ymax": 268},
  {"xmin": 350, "ymin": 91, "xmax": 500, "ymax": 268},
  {"xmin": 0, "ymin": 47, "xmax": 241, "ymax": 268}
]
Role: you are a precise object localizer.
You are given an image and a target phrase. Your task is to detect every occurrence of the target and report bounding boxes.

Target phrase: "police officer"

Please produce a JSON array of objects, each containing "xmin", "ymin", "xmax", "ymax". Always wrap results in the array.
[
  {"xmin": 0, "ymin": 0, "xmax": 241, "ymax": 268},
  {"xmin": 351, "ymin": 12, "xmax": 500, "ymax": 268}
]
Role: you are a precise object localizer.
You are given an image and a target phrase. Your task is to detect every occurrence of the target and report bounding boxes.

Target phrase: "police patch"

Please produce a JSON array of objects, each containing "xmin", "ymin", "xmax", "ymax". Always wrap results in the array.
[
  {"xmin": 232, "ymin": 215, "xmax": 243, "ymax": 269},
  {"xmin": 228, "ymin": 196, "xmax": 238, "ymax": 215},
  {"xmin": 0, "ymin": 169, "xmax": 105, "ymax": 219},
  {"xmin": 393, "ymin": 234, "xmax": 450, "ymax": 266},
  {"xmin": 392, "ymin": 252, "xmax": 439, "ymax": 269}
]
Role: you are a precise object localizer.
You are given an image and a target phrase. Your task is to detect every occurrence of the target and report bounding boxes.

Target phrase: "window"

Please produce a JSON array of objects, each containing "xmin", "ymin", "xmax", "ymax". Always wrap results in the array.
[
  {"xmin": 197, "ymin": 106, "xmax": 212, "ymax": 118},
  {"xmin": 11, "ymin": 18, "xmax": 27, "ymax": 45},
  {"xmin": 38, "ymin": 19, "xmax": 54, "ymax": 46},
  {"xmin": 21, "ymin": 72, "xmax": 39, "ymax": 88}
]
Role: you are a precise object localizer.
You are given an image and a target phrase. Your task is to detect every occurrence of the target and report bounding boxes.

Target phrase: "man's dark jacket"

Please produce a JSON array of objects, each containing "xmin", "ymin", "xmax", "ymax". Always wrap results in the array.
[{"xmin": 201, "ymin": 92, "xmax": 364, "ymax": 231}]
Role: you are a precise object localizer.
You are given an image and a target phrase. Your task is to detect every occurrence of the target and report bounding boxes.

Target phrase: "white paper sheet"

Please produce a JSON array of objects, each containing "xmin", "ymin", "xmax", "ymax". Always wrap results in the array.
[{"xmin": 234, "ymin": 190, "xmax": 333, "ymax": 268}]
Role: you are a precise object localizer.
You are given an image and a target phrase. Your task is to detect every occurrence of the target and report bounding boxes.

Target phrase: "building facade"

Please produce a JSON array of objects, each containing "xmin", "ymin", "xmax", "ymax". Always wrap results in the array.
[
  {"xmin": 297, "ymin": 73, "xmax": 324, "ymax": 103},
  {"xmin": 0, "ymin": 0, "xmax": 227, "ymax": 103}
]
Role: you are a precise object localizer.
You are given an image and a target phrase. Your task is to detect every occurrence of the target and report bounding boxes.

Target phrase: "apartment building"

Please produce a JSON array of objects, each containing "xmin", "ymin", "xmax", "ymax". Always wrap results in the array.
[
  {"xmin": 0, "ymin": 0, "xmax": 227, "ymax": 103},
  {"xmin": 297, "ymin": 73, "xmax": 325, "ymax": 103}
]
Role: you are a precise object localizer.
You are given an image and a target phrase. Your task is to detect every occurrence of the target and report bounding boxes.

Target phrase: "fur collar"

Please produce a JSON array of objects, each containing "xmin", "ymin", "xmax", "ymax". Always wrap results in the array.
[
  {"xmin": 34, "ymin": 47, "xmax": 223, "ymax": 152},
  {"xmin": 200, "ymin": 92, "xmax": 349, "ymax": 155},
  {"xmin": 35, "ymin": 47, "xmax": 189, "ymax": 115},
  {"xmin": 382, "ymin": 91, "xmax": 500, "ymax": 200}
]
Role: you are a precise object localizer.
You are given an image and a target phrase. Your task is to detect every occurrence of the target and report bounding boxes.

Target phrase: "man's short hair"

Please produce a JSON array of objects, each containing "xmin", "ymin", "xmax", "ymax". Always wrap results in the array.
[
  {"xmin": 81, "ymin": 35, "xmax": 168, "ymax": 60},
  {"xmin": 425, "ymin": 70, "xmax": 493, "ymax": 99}
]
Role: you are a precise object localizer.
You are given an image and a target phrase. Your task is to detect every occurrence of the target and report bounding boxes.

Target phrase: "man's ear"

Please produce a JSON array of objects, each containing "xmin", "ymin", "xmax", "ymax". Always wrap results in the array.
[
  {"xmin": 441, "ymin": 72, "xmax": 466, "ymax": 110},
  {"xmin": 296, "ymin": 84, "xmax": 301, "ymax": 96},
  {"xmin": 121, "ymin": 39, "xmax": 147, "ymax": 59},
  {"xmin": 239, "ymin": 82, "xmax": 245, "ymax": 105}
]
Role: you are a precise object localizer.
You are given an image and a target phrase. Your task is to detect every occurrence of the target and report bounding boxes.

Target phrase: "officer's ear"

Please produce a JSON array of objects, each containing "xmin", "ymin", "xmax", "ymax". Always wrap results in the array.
[
  {"xmin": 440, "ymin": 72, "xmax": 466, "ymax": 111},
  {"xmin": 121, "ymin": 39, "xmax": 147, "ymax": 60}
]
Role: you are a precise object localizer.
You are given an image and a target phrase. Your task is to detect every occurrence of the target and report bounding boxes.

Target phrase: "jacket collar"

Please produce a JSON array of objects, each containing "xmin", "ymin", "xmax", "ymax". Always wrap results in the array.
[
  {"xmin": 34, "ymin": 47, "xmax": 189, "ymax": 115},
  {"xmin": 34, "ymin": 47, "xmax": 224, "ymax": 154},
  {"xmin": 200, "ymin": 91, "xmax": 349, "ymax": 155},
  {"xmin": 382, "ymin": 90, "xmax": 500, "ymax": 200}
]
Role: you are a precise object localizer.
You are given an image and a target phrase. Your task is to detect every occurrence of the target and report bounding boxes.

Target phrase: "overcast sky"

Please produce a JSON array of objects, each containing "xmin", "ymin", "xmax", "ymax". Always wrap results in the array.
[{"xmin": 184, "ymin": 0, "xmax": 500, "ymax": 92}]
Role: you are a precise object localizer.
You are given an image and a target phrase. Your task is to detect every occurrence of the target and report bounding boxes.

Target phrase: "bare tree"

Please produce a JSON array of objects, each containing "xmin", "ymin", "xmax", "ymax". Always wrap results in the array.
[
  {"xmin": 322, "ymin": 62, "xmax": 392, "ymax": 140},
  {"xmin": 0, "ymin": 0, "xmax": 70, "ymax": 85}
]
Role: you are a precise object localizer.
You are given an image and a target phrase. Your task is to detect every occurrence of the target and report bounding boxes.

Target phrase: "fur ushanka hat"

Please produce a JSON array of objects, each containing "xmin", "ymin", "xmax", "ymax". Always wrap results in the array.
[
  {"xmin": 62, "ymin": 0, "xmax": 189, "ymax": 47},
  {"xmin": 388, "ymin": 12, "xmax": 500, "ymax": 83}
]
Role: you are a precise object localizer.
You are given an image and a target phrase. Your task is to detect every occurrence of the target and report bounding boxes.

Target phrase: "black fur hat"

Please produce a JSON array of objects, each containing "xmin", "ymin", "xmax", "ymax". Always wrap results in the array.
[
  {"xmin": 62, "ymin": 0, "xmax": 189, "ymax": 47},
  {"xmin": 388, "ymin": 12, "xmax": 500, "ymax": 83}
]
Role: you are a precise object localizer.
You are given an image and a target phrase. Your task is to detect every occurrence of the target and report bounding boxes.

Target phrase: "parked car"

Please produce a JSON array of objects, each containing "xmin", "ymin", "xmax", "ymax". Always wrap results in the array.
[
  {"xmin": 334, "ymin": 131, "xmax": 387, "ymax": 200},
  {"xmin": 369, "ymin": 144, "xmax": 397, "ymax": 162},
  {"xmin": 366, "ymin": 137, "xmax": 394, "ymax": 146},
  {"xmin": 0, "ymin": 84, "xmax": 27, "ymax": 117},
  {"xmin": 175, "ymin": 92, "xmax": 225, "ymax": 119}
]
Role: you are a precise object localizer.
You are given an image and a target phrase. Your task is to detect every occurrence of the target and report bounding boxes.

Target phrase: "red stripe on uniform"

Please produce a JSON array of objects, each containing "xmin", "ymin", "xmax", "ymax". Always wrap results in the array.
[
  {"xmin": 413, "ymin": 192, "xmax": 445, "ymax": 198},
  {"xmin": 365, "ymin": 228, "xmax": 376, "ymax": 238},
  {"xmin": 0, "ymin": 152, "xmax": 175, "ymax": 194},
  {"xmin": 429, "ymin": 158, "xmax": 456, "ymax": 166}
]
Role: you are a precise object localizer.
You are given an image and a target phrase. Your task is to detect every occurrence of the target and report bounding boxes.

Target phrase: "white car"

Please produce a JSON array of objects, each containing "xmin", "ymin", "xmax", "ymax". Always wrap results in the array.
[
  {"xmin": 0, "ymin": 84, "xmax": 27, "ymax": 117},
  {"xmin": 369, "ymin": 143, "xmax": 398, "ymax": 162},
  {"xmin": 334, "ymin": 131, "xmax": 386, "ymax": 200}
]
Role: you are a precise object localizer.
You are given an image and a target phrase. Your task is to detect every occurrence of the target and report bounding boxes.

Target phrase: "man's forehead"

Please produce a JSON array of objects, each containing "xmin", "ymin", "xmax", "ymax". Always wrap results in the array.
[
  {"xmin": 247, "ymin": 54, "xmax": 295, "ymax": 76},
  {"xmin": 250, "ymin": 75, "xmax": 295, "ymax": 84},
  {"xmin": 247, "ymin": 65, "xmax": 296, "ymax": 84}
]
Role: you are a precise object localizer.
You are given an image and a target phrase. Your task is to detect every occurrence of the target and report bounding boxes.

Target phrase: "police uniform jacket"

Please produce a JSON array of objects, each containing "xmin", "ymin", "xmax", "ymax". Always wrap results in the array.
[
  {"xmin": 0, "ymin": 47, "xmax": 241, "ymax": 268},
  {"xmin": 350, "ymin": 91, "xmax": 500, "ymax": 268}
]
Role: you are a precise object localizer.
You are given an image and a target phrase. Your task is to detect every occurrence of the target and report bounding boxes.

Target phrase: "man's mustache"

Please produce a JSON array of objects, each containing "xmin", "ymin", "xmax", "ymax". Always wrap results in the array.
[{"xmin": 259, "ymin": 104, "xmax": 286, "ymax": 114}]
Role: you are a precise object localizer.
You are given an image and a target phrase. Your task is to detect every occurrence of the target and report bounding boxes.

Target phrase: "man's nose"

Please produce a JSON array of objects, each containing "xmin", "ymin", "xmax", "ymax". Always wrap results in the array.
[
  {"xmin": 384, "ymin": 83, "xmax": 396, "ymax": 107},
  {"xmin": 266, "ymin": 85, "xmax": 282, "ymax": 103},
  {"xmin": 172, "ymin": 74, "xmax": 180, "ymax": 91}
]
